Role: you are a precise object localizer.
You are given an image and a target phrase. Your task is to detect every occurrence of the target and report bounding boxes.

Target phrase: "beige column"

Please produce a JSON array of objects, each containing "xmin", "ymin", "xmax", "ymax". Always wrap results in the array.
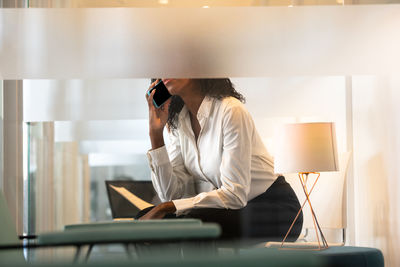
[{"xmin": 3, "ymin": 80, "xmax": 24, "ymax": 235}]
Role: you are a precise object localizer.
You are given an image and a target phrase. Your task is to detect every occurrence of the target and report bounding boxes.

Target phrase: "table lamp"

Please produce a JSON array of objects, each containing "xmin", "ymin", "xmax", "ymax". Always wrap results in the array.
[{"xmin": 274, "ymin": 122, "xmax": 338, "ymax": 250}]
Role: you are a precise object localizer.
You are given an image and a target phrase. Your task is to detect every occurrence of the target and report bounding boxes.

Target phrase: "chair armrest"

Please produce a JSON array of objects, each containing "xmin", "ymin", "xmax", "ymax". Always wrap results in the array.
[{"xmin": 39, "ymin": 223, "xmax": 221, "ymax": 247}]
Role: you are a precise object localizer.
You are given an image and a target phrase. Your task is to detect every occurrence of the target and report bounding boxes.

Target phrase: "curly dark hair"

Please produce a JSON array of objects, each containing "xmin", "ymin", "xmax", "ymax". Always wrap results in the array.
[{"xmin": 150, "ymin": 78, "xmax": 245, "ymax": 130}]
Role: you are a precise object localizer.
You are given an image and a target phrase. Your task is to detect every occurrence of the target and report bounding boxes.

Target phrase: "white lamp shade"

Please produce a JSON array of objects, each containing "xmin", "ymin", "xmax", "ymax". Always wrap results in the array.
[{"xmin": 274, "ymin": 122, "xmax": 339, "ymax": 173}]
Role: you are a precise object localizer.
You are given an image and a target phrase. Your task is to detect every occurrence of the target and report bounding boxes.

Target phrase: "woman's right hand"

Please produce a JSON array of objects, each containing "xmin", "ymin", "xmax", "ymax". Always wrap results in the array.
[{"xmin": 146, "ymin": 79, "xmax": 171, "ymax": 148}]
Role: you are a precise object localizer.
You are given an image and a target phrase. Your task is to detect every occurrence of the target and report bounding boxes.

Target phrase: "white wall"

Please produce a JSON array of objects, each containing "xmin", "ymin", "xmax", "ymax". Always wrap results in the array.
[{"xmin": 233, "ymin": 77, "xmax": 347, "ymax": 154}]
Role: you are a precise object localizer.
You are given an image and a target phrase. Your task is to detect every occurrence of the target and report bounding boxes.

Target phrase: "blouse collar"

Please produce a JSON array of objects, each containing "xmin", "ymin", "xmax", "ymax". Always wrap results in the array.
[{"xmin": 178, "ymin": 96, "xmax": 214, "ymax": 127}]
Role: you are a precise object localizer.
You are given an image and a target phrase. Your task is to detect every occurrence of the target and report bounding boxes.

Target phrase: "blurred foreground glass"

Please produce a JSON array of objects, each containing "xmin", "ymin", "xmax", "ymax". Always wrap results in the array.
[
  {"xmin": 2, "ymin": 0, "xmax": 400, "ymax": 8},
  {"xmin": 1, "ymin": 6, "xmax": 400, "ymax": 79}
]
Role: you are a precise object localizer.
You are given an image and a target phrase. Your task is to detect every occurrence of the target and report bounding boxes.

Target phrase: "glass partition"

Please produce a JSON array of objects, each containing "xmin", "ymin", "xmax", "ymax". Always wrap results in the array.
[
  {"xmin": 0, "ymin": 2, "xmax": 398, "ymax": 264},
  {"xmin": 24, "ymin": 77, "xmax": 348, "ymax": 247}
]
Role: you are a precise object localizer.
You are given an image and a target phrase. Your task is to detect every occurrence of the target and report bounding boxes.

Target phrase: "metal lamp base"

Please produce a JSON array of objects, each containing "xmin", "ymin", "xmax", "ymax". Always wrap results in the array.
[{"xmin": 280, "ymin": 172, "xmax": 329, "ymax": 251}]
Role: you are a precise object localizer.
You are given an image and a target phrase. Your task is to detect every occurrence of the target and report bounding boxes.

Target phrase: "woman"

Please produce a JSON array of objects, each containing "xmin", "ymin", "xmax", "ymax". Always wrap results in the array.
[{"xmin": 140, "ymin": 78, "xmax": 302, "ymax": 241}]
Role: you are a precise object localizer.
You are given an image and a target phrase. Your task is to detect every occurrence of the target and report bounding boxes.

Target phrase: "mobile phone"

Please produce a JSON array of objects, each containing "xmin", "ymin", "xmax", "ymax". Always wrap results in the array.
[{"xmin": 147, "ymin": 80, "xmax": 172, "ymax": 108}]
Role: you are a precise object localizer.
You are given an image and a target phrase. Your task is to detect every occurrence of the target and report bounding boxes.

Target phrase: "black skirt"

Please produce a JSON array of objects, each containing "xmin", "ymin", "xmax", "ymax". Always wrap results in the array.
[{"xmin": 137, "ymin": 176, "xmax": 303, "ymax": 241}]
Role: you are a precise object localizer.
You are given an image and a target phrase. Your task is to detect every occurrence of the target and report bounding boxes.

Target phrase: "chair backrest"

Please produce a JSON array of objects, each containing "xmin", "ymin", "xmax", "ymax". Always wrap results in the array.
[
  {"xmin": 0, "ymin": 190, "xmax": 25, "ymax": 264},
  {"xmin": 64, "ymin": 218, "xmax": 202, "ymax": 231}
]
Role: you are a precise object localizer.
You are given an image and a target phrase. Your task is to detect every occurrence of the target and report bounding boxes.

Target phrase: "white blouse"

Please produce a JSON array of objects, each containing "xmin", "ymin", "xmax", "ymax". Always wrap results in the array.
[{"xmin": 147, "ymin": 96, "xmax": 276, "ymax": 215}]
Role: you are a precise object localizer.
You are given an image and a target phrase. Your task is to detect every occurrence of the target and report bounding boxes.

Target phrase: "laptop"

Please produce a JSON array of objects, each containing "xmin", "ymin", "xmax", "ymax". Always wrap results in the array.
[{"xmin": 105, "ymin": 180, "xmax": 161, "ymax": 220}]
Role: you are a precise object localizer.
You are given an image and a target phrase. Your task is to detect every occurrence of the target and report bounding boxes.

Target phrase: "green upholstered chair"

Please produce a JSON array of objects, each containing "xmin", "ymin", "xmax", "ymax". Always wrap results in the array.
[
  {"xmin": 0, "ymin": 191, "xmax": 221, "ymax": 263},
  {"xmin": 315, "ymin": 246, "xmax": 384, "ymax": 267},
  {"xmin": 1, "ymin": 245, "xmax": 324, "ymax": 267},
  {"xmin": 241, "ymin": 246, "xmax": 384, "ymax": 267}
]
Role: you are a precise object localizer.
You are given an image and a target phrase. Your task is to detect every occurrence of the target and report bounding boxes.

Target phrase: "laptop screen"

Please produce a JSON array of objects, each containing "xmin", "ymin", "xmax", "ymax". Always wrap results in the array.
[{"xmin": 105, "ymin": 180, "xmax": 160, "ymax": 219}]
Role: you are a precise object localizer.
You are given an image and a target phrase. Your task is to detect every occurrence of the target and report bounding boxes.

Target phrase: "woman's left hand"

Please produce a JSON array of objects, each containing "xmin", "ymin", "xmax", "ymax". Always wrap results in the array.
[{"xmin": 139, "ymin": 201, "xmax": 177, "ymax": 220}]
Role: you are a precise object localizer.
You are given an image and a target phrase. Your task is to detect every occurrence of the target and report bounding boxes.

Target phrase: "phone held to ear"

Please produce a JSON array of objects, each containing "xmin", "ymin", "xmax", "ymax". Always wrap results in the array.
[{"xmin": 147, "ymin": 80, "xmax": 172, "ymax": 108}]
